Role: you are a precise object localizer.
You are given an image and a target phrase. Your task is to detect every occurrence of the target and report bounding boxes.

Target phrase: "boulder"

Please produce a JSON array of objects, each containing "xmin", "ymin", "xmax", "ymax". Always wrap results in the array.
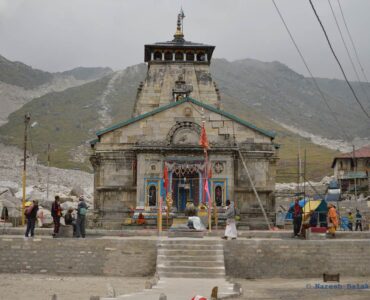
[
  {"xmin": 70, "ymin": 185, "xmax": 84, "ymax": 197},
  {"xmin": 37, "ymin": 208, "xmax": 53, "ymax": 227}
]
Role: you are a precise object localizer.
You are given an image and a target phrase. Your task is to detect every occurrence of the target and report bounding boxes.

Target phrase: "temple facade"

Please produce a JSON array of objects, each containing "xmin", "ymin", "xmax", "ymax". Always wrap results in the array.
[{"xmin": 90, "ymin": 13, "xmax": 279, "ymax": 229}]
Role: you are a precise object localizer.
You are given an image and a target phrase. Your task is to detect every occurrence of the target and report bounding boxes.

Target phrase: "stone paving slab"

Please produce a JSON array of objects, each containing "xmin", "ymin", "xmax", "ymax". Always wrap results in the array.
[{"xmin": 103, "ymin": 278, "xmax": 238, "ymax": 300}]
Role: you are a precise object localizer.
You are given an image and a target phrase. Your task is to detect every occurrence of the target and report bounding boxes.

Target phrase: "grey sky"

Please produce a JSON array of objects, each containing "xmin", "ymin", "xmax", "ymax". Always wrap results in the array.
[{"xmin": 0, "ymin": 0, "xmax": 369, "ymax": 80}]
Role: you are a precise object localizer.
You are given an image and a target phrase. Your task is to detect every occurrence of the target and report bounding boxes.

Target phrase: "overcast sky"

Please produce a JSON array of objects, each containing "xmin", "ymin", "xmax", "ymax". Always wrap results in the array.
[{"xmin": 0, "ymin": 0, "xmax": 369, "ymax": 80}]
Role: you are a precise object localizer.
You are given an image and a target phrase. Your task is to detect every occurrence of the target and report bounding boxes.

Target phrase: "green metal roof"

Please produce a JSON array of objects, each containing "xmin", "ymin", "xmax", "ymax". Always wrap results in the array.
[{"xmin": 94, "ymin": 97, "xmax": 276, "ymax": 142}]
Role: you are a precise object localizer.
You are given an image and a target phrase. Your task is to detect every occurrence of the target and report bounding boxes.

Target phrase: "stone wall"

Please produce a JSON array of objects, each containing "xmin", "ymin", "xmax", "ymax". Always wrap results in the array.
[
  {"xmin": 2, "ymin": 237, "xmax": 370, "ymax": 278},
  {"xmin": 0, "ymin": 237, "xmax": 156, "ymax": 277},
  {"xmin": 224, "ymin": 239, "xmax": 370, "ymax": 278}
]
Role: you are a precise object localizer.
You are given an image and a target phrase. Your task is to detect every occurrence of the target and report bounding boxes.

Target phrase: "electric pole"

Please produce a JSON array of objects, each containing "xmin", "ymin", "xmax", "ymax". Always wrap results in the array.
[
  {"xmin": 46, "ymin": 144, "xmax": 51, "ymax": 204},
  {"xmin": 22, "ymin": 113, "xmax": 31, "ymax": 226},
  {"xmin": 353, "ymin": 145, "xmax": 357, "ymax": 201}
]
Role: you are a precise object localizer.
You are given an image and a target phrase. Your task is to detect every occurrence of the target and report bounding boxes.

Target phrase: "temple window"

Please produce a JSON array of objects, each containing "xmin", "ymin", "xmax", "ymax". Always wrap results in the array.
[
  {"xmin": 148, "ymin": 185, "xmax": 157, "ymax": 207},
  {"xmin": 154, "ymin": 51, "xmax": 162, "ymax": 60},
  {"xmin": 197, "ymin": 52, "xmax": 206, "ymax": 61},
  {"xmin": 164, "ymin": 51, "xmax": 172, "ymax": 61},
  {"xmin": 175, "ymin": 51, "xmax": 184, "ymax": 61},
  {"xmin": 215, "ymin": 185, "xmax": 223, "ymax": 207},
  {"xmin": 186, "ymin": 52, "xmax": 195, "ymax": 61}
]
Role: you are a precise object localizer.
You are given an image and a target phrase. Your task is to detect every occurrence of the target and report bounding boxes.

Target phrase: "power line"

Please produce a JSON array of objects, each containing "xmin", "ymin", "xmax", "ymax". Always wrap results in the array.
[
  {"xmin": 271, "ymin": 0, "xmax": 351, "ymax": 141},
  {"xmin": 308, "ymin": 0, "xmax": 370, "ymax": 120},
  {"xmin": 337, "ymin": 0, "xmax": 370, "ymax": 84},
  {"xmin": 327, "ymin": 0, "xmax": 370, "ymax": 103}
]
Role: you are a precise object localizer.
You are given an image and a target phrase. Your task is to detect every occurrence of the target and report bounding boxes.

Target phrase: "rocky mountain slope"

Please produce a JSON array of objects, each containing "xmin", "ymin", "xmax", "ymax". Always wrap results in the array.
[
  {"xmin": 2, "ymin": 57, "xmax": 369, "ymax": 181},
  {"xmin": 211, "ymin": 58, "xmax": 370, "ymax": 140},
  {"xmin": 0, "ymin": 54, "xmax": 113, "ymax": 125}
]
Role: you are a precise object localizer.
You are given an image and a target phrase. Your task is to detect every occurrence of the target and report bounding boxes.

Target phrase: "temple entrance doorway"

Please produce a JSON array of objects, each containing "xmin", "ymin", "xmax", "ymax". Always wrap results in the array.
[{"xmin": 172, "ymin": 170, "xmax": 201, "ymax": 212}]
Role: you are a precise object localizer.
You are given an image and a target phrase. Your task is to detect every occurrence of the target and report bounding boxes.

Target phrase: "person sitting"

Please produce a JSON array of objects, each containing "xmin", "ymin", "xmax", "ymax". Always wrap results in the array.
[
  {"xmin": 64, "ymin": 208, "xmax": 76, "ymax": 236},
  {"xmin": 188, "ymin": 216, "xmax": 206, "ymax": 231},
  {"xmin": 137, "ymin": 212, "xmax": 145, "ymax": 225}
]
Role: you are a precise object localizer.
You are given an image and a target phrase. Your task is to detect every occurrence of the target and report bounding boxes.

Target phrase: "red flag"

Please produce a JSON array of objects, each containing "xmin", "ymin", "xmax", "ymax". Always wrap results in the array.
[
  {"xmin": 199, "ymin": 123, "xmax": 209, "ymax": 150},
  {"xmin": 163, "ymin": 165, "xmax": 169, "ymax": 193},
  {"xmin": 204, "ymin": 179, "xmax": 211, "ymax": 204}
]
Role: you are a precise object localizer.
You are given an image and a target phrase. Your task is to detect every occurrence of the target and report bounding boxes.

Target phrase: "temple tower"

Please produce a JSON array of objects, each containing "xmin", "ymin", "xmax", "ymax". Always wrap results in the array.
[{"xmin": 133, "ymin": 12, "xmax": 221, "ymax": 116}]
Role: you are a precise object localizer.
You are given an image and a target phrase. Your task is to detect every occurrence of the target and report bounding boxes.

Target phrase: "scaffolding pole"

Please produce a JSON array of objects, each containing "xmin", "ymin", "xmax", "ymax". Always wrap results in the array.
[{"xmin": 237, "ymin": 149, "xmax": 272, "ymax": 230}]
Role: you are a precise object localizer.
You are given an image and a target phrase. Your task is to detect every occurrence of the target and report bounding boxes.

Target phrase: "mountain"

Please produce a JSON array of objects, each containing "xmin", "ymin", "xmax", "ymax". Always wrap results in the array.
[
  {"xmin": 59, "ymin": 67, "xmax": 113, "ymax": 81},
  {"xmin": 0, "ymin": 54, "xmax": 53, "ymax": 89},
  {"xmin": 0, "ymin": 64, "xmax": 147, "ymax": 170},
  {"xmin": 0, "ymin": 54, "xmax": 113, "ymax": 125},
  {"xmin": 0, "ymin": 60, "xmax": 342, "ymax": 182},
  {"xmin": 211, "ymin": 58, "xmax": 370, "ymax": 141}
]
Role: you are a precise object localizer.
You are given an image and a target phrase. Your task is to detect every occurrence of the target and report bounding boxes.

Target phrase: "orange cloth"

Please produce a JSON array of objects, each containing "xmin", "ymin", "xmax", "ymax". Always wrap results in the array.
[{"xmin": 328, "ymin": 207, "xmax": 338, "ymax": 227}]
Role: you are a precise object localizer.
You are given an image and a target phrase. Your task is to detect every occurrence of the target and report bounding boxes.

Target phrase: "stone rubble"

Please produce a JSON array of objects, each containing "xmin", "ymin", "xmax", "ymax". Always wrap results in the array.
[{"xmin": 0, "ymin": 143, "xmax": 93, "ymax": 221}]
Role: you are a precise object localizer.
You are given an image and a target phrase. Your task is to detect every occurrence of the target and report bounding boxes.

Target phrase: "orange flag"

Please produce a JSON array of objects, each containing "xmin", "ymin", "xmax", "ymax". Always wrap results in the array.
[{"xmin": 199, "ymin": 123, "xmax": 209, "ymax": 150}]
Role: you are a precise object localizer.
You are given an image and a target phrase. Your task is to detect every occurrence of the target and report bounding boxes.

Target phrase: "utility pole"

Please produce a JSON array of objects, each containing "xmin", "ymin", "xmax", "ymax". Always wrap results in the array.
[
  {"xmin": 353, "ymin": 145, "xmax": 357, "ymax": 201},
  {"xmin": 46, "ymin": 144, "xmax": 51, "ymax": 204},
  {"xmin": 22, "ymin": 113, "xmax": 31, "ymax": 226}
]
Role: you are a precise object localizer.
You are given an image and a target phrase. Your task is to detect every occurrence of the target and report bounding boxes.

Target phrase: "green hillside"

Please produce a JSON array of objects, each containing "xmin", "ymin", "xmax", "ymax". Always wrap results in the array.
[
  {"xmin": 0, "ymin": 55, "xmax": 53, "ymax": 89},
  {"xmin": 0, "ymin": 60, "xmax": 346, "ymax": 180}
]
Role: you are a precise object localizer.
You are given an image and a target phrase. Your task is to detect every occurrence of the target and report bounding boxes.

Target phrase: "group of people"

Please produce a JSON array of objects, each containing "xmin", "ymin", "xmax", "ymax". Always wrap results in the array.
[
  {"xmin": 290, "ymin": 198, "xmax": 364, "ymax": 239},
  {"xmin": 24, "ymin": 195, "xmax": 88, "ymax": 238}
]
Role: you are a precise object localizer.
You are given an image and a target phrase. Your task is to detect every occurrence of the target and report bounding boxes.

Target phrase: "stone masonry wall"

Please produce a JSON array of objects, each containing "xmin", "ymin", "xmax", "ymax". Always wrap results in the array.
[
  {"xmin": 2, "ymin": 237, "xmax": 370, "ymax": 279},
  {"xmin": 224, "ymin": 239, "xmax": 370, "ymax": 278},
  {"xmin": 0, "ymin": 237, "xmax": 156, "ymax": 277}
]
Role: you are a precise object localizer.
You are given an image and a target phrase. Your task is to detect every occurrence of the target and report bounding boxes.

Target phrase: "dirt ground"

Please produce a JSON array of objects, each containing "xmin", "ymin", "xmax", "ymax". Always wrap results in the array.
[
  {"xmin": 1, "ymin": 274, "xmax": 370, "ymax": 300},
  {"xmin": 236, "ymin": 277, "xmax": 370, "ymax": 300},
  {"xmin": 0, "ymin": 274, "xmax": 147, "ymax": 300}
]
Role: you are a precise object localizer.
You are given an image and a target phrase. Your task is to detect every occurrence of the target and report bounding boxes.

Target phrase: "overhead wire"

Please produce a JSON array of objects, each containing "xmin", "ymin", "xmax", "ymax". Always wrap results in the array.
[
  {"xmin": 337, "ymin": 0, "xmax": 370, "ymax": 84},
  {"xmin": 308, "ymin": 0, "xmax": 370, "ymax": 120},
  {"xmin": 327, "ymin": 0, "xmax": 370, "ymax": 103},
  {"xmin": 271, "ymin": 0, "xmax": 351, "ymax": 141}
]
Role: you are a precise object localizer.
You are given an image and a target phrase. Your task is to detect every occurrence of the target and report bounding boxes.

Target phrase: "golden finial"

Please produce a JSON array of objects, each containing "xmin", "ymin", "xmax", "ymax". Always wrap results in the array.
[{"xmin": 174, "ymin": 9, "xmax": 185, "ymax": 40}]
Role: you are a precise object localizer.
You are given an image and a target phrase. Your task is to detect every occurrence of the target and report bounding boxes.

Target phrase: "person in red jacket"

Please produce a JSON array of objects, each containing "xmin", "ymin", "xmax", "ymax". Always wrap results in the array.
[{"xmin": 51, "ymin": 196, "xmax": 62, "ymax": 238}]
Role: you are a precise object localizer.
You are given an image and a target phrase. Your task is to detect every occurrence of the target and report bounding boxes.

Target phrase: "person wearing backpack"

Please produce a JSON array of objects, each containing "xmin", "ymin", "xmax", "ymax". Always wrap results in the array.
[
  {"xmin": 76, "ymin": 196, "xmax": 88, "ymax": 238},
  {"xmin": 51, "ymin": 196, "xmax": 62, "ymax": 238},
  {"xmin": 24, "ymin": 200, "xmax": 39, "ymax": 238}
]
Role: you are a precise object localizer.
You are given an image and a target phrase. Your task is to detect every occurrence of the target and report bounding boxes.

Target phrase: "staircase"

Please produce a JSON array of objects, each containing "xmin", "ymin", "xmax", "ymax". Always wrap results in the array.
[
  {"xmin": 157, "ymin": 239, "xmax": 226, "ymax": 278},
  {"xmin": 102, "ymin": 239, "xmax": 241, "ymax": 300}
]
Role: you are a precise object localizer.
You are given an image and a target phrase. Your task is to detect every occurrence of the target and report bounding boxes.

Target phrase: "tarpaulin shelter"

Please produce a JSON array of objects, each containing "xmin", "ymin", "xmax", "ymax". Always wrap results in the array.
[{"xmin": 286, "ymin": 198, "xmax": 328, "ymax": 226}]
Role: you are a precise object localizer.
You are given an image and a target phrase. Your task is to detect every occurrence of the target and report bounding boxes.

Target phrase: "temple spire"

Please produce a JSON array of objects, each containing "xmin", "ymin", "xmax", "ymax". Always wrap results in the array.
[{"xmin": 173, "ymin": 9, "xmax": 185, "ymax": 41}]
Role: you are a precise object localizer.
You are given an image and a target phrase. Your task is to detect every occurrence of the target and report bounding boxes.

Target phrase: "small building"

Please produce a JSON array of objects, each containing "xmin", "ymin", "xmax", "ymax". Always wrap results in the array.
[
  {"xmin": 90, "ymin": 12, "xmax": 279, "ymax": 229},
  {"xmin": 331, "ymin": 145, "xmax": 370, "ymax": 193}
]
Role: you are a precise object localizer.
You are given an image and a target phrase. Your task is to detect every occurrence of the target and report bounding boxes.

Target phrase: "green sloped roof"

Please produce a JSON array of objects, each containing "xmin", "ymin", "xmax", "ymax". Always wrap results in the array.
[{"xmin": 93, "ymin": 97, "xmax": 275, "ymax": 143}]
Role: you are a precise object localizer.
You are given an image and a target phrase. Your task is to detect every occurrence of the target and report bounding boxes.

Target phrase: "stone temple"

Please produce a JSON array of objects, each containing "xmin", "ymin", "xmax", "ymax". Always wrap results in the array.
[{"xmin": 90, "ymin": 13, "xmax": 279, "ymax": 229}]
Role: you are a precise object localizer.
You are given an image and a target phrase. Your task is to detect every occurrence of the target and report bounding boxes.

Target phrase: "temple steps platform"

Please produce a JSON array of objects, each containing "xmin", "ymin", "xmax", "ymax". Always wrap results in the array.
[{"xmin": 3, "ymin": 226, "xmax": 370, "ymax": 239}]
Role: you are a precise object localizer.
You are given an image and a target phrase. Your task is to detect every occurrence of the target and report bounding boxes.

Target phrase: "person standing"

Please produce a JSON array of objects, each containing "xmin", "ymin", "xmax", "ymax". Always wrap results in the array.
[
  {"xmin": 51, "ymin": 196, "xmax": 62, "ymax": 238},
  {"xmin": 25, "ymin": 200, "xmax": 39, "ymax": 238},
  {"xmin": 290, "ymin": 198, "xmax": 303, "ymax": 238},
  {"xmin": 76, "ymin": 196, "xmax": 88, "ymax": 238},
  {"xmin": 222, "ymin": 199, "xmax": 237, "ymax": 240},
  {"xmin": 355, "ymin": 209, "xmax": 363, "ymax": 231},
  {"xmin": 327, "ymin": 203, "xmax": 338, "ymax": 238},
  {"xmin": 348, "ymin": 211, "xmax": 354, "ymax": 231}
]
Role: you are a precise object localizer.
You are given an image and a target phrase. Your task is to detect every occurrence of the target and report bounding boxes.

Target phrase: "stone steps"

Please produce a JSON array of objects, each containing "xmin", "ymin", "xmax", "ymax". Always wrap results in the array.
[
  {"xmin": 156, "ymin": 271, "xmax": 226, "ymax": 279},
  {"xmin": 157, "ymin": 240, "xmax": 226, "ymax": 279},
  {"xmin": 157, "ymin": 260, "xmax": 224, "ymax": 268},
  {"xmin": 157, "ymin": 255, "xmax": 223, "ymax": 262}
]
